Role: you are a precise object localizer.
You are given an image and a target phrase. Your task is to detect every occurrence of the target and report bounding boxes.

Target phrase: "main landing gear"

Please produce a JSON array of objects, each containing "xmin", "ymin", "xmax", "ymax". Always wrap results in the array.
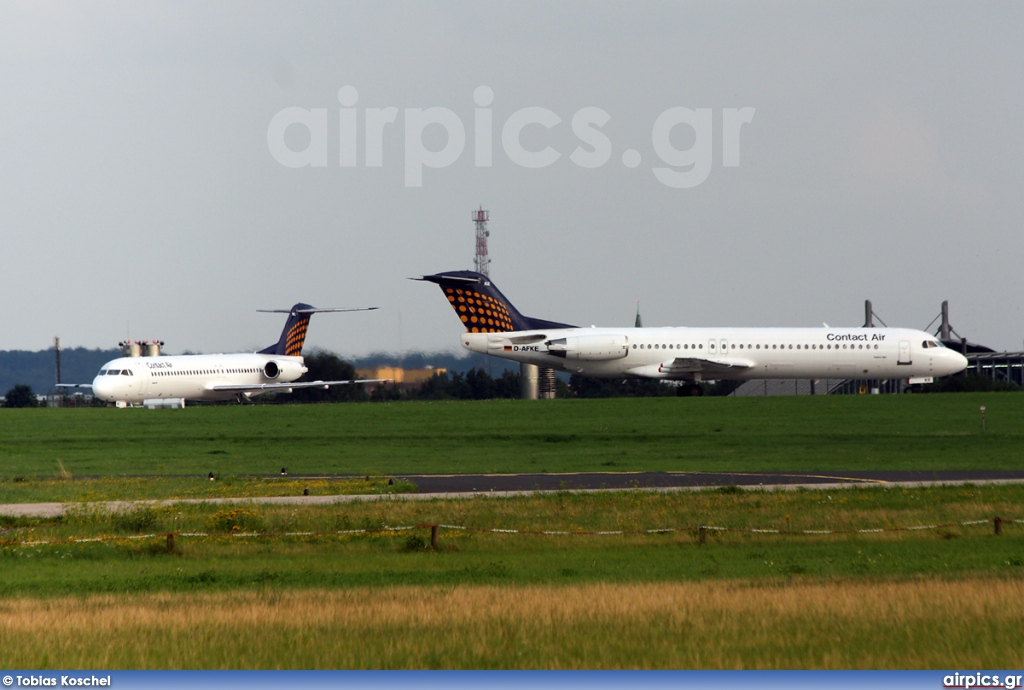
[{"xmin": 677, "ymin": 383, "xmax": 704, "ymax": 397}]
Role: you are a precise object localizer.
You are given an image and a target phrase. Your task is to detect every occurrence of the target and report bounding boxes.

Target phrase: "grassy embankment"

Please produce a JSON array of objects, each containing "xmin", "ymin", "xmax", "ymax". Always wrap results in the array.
[
  {"xmin": 1, "ymin": 393, "xmax": 1022, "ymax": 668},
  {"xmin": 0, "ymin": 393, "xmax": 1019, "ymax": 502},
  {"xmin": 1, "ymin": 483, "xmax": 1021, "ymax": 669},
  {"xmin": 1, "ymin": 484, "xmax": 1023, "ymax": 667},
  {"xmin": 3, "ymin": 482, "xmax": 1023, "ymax": 596},
  {"xmin": 3, "ymin": 580, "xmax": 1024, "ymax": 669}
]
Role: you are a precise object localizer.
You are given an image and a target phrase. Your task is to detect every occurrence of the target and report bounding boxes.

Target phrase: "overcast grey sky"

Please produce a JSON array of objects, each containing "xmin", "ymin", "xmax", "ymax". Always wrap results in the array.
[{"xmin": 2, "ymin": 1, "xmax": 1022, "ymax": 357}]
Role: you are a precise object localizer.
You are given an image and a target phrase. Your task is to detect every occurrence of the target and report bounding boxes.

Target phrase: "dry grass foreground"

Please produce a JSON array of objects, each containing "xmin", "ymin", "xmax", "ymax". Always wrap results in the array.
[{"xmin": 3, "ymin": 577, "xmax": 1023, "ymax": 669}]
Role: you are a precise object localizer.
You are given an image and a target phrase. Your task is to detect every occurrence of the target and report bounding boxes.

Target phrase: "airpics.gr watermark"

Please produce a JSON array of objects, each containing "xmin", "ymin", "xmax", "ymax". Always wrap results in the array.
[
  {"xmin": 943, "ymin": 673, "xmax": 1024, "ymax": 689},
  {"xmin": 267, "ymin": 86, "xmax": 754, "ymax": 188}
]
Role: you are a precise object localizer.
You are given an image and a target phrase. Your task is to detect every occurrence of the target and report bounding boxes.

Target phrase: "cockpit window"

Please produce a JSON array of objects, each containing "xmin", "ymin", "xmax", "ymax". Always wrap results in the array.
[
  {"xmin": 107, "ymin": 369, "xmax": 121, "ymax": 375},
  {"xmin": 921, "ymin": 340, "xmax": 944, "ymax": 349},
  {"xmin": 121, "ymin": 369, "xmax": 131, "ymax": 376},
  {"xmin": 99, "ymin": 369, "xmax": 107, "ymax": 375}
]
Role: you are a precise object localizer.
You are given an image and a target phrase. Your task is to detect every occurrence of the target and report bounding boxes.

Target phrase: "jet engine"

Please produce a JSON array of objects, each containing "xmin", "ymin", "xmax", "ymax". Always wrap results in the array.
[
  {"xmin": 546, "ymin": 335, "xmax": 629, "ymax": 361},
  {"xmin": 263, "ymin": 359, "xmax": 307, "ymax": 380}
]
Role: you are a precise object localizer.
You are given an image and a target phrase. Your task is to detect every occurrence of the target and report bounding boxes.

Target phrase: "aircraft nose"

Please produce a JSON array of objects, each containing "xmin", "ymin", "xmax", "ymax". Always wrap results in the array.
[
  {"xmin": 92, "ymin": 376, "xmax": 113, "ymax": 401},
  {"xmin": 946, "ymin": 351, "xmax": 969, "ymax": 376}
]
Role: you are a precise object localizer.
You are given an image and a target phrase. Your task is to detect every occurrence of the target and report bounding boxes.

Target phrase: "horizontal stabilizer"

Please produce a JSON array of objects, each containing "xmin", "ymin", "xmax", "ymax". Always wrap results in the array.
[
  {"xmin": 258, "ymin": 303, "xmax": 377, "ymax": 357},
  {"xmin": 256, "ymin": 307, "xmax": 377, "ymax": 314}
]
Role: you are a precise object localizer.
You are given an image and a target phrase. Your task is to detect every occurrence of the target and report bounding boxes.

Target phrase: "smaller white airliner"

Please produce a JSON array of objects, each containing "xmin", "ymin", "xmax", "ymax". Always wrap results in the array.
[
  {"xmin": 418, "ymin": 270, "xmax": 969, "ymax": 395},
  {"xmin": 61, "ymin": 304, "xmax": 384, "ymax": 406}
]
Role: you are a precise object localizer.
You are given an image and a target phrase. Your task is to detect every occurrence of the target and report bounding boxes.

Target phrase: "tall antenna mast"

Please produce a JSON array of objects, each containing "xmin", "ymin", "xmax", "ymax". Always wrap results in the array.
[
  {"xmin": 473, "ymin": 206, "xmax": 490, "ymax": 276},
  {"xmin": 54, "ymin": 336, "xmax": 61, "ymax": 386}
]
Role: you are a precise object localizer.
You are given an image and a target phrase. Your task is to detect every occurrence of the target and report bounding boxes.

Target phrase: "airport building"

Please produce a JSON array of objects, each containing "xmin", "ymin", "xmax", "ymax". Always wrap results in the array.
[{"xmin": 355, "ymin": 366, "xmax": 447, "ymax": 390}]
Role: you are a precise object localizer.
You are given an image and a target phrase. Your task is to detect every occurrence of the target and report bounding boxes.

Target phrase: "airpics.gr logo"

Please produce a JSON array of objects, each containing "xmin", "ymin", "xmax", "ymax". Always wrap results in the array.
[
  {"xmin": 267, "ymin": 86, "xmax": 755, "ymax": 189},
  {"xmin": 943, "ymin": 673, "xmax": 1024, "ymax": 689}
]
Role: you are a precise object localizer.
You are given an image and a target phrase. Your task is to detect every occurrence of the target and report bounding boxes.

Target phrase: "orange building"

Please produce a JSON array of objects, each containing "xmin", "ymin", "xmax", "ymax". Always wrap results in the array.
[{"xmin": 355, "ymin": 366, "xmax": 447, "ymax": 389}]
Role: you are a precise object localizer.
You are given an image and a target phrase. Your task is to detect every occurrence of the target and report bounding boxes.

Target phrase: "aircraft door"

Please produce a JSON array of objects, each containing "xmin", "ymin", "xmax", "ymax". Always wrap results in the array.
[
  {"xmin": 898, "ymin": 340, "xmax": 912, "ymax": 365},
  {"xmin": 137, "ymin": 368, "xmax": 150, "ymax": 396}
]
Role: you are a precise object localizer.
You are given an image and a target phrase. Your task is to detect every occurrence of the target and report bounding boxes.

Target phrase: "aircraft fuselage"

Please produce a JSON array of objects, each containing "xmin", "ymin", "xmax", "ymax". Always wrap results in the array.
[
  {"xmin": 91, "ymin": 353, "xmax": 307, "ymax": 404},
  {"xmin": 461, "ymin": 326, "xmax": 968, "ymax": 381}
]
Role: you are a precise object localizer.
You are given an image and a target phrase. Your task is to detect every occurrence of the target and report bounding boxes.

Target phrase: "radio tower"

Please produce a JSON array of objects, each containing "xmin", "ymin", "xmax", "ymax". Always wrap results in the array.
[{"xmin": 473, "ymin": 206, "xmax": 490, "ymax": 276}]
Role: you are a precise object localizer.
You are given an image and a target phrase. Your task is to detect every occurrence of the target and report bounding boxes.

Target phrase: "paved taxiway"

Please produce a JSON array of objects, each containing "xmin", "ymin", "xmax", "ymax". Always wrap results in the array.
[
  {"xmin": 400, "ymin": 469, "xmax": 1024, "ymax": 493},
  {"xmin": 2, "ymin": 470, "xmax": 1023, "ymax": 518}
]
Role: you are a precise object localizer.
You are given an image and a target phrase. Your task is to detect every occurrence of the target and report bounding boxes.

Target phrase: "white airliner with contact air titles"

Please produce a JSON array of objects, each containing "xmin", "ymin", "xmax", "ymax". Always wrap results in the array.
[
  {"xmin": 60, "ymin": 304, "xmax": 386, "ymax": 406},
  {"xmin": 418, "ymin": 271, "xmax": 969, "ymax": 396}
]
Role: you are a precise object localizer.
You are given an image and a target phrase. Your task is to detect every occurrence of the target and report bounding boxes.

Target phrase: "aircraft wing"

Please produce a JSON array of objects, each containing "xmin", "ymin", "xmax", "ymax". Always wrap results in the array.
[
  {"xmin": 209, "ymin": 379, "xmax": 390, "ymax": 393},
  {"xmin": 56, "ymin": 383, "xmax": 93, "ymax": 389},
  {"xmin": 656, "ymin": 357, "xmax": 754, "ymax": 377}
]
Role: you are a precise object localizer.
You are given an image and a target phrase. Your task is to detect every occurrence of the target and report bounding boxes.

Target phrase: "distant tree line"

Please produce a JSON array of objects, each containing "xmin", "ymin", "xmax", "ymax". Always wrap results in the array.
[
  {"xmin": 918, "ymin": 371, "xmax": 1020, "ymax": 393},
  {"xmin": 285, "ymin": 351, "xmax": 531, "ymax": 403},
  {"xmin": 3, "ymin": 384, "xmax": 38, "ymax": 408},
  {"xmin": 288, "ymin": 351, "xmax": 693, "ymax": 402}
]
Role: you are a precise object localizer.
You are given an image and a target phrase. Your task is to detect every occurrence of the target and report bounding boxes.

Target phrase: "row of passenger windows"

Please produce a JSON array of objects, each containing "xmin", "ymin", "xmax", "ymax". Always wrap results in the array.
[
  {"xmin": 151, "ymin": 368, "xmax": 262, "ymax": 376},
  {"xmin": 100, "ymin": 368, "xmax": 262, "ymax": 377},
  {"xmin": 632, "ymin": 343, "xmax": 882, "ymax": 351}
]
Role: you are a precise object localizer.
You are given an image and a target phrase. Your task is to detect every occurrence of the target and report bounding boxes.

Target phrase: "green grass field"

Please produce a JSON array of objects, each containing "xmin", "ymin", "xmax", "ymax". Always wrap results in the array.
[
  {"xmin": 3, "ymin": 484, "xmax": 1023, "ymax": 597},
  {"xmin": 1, "ymin": 393, "xmax": 1022, "ymax": 668},
  {"xmin": 1, "ymin": 393, "xmax": 1019, "ymax": 481},
  {"xmin": 2, "ymin": 485, "xmax": 1023, "ymax": 668}
]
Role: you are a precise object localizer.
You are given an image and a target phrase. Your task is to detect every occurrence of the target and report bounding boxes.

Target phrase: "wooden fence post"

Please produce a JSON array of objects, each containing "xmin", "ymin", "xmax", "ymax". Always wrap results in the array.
[
  {"xmin": 994, "ymin": 517, "xmax": 1002, "ymax": 536},
  {"xmin": 430, "ymin": 524, "xmax": 439, "ymax": 548}
]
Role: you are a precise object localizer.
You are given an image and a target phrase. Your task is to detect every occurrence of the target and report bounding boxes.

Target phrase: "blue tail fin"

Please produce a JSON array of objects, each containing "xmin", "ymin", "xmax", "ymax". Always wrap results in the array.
[
  {"xmin": 418, "ymin": 271, "xmax": 576, "ymax": 333},
  {"xmin": 258, "ymin": 303, "xmax": 316, "ymax": 356}
]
